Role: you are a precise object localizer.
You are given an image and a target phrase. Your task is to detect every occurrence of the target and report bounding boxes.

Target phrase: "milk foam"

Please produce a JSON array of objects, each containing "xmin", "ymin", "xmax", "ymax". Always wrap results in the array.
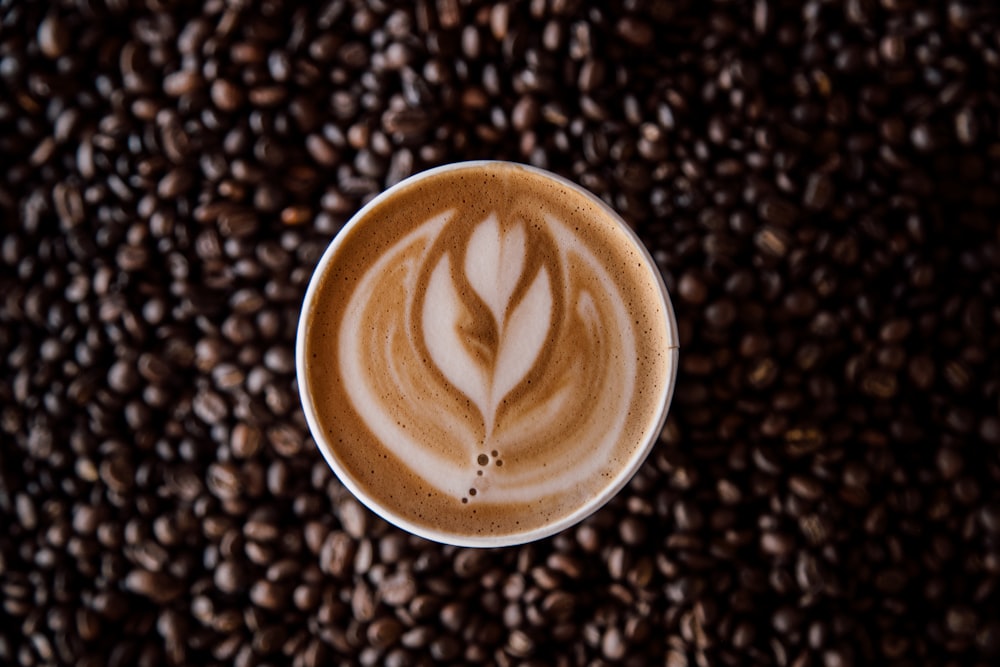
[
  {"xmin": 301, "ymin": 162, "xmax": 677, "ymax": 540},
  {"xmin": 337, "ymin": 206, "xmax": 638, "ymax": 504}
]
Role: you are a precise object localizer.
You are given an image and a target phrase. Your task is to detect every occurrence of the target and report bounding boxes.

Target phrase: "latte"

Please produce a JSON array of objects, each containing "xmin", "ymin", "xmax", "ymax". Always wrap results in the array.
[{"xmin": 297, "ymin": 161, "xmax": 678, "ymax": 546}]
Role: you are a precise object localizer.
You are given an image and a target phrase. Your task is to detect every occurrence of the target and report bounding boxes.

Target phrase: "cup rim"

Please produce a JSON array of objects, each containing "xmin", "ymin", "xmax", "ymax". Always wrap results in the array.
[{"xmin": 295, "ymin": 160, "xmax": 679, "ymax": 548}]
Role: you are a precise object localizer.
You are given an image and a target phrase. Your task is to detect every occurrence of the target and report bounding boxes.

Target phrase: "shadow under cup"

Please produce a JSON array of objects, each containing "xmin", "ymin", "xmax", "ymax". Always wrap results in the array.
[{"xmin": 296, "ymin": 161, "xmax": 679, "ymax": 547}]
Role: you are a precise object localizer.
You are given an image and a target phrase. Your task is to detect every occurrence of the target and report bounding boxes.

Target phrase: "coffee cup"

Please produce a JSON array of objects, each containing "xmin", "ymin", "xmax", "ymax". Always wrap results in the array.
[{"xmin": 296, "ymin": 161, "xmax": 679, "ymax": 547}]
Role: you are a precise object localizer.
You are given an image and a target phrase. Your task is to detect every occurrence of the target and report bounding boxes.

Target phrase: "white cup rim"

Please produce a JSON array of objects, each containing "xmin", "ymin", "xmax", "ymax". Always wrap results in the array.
[{"xmin": 295, "ymin": 160, "xmax": 679, "ymax": 548}]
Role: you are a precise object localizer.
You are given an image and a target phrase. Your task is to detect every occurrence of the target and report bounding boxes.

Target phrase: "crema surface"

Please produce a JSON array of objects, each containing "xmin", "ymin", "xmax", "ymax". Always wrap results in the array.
[{"xmin": 300, "ymin": 163, "xmax": 677, "ymax": 541}]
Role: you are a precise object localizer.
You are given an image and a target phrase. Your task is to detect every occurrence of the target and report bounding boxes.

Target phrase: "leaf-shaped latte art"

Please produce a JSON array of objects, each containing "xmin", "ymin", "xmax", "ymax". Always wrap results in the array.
[
  {"xmin": 422, "ymin": 215, "xmax": 555, "ymax": 434},
  {"xmin": 423, "ymin": 254, "xmax": 488, "ymax": 414},
  {"xmin": 336, "ymin": 205, "xmax": 654, "ymax": 506},
  {"xmin": 491, "ymin": 267, "xmax": 550, "ymax": 423},
  {"xmin": 464, "ymin": 214, "xmax": 525, "ymax": 326}
]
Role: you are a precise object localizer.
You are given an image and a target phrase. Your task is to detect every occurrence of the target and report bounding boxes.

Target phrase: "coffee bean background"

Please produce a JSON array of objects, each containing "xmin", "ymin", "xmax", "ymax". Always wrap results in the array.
[{"xmin": 1, "ymin": 0, "xmax": 999, "ymax": 665}]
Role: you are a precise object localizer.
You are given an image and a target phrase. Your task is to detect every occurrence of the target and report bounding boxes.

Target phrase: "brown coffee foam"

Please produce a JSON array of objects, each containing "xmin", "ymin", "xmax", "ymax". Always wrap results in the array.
[{"xmin": 303, "ymin": 162, "xmax": 673, "ymax": 539}]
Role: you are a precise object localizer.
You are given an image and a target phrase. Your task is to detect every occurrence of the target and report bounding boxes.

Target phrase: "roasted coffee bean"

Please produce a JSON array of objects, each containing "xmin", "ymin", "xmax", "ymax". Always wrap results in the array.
[
  {"xmin": 37, "ymin": 13, "xmax": 70, "ymax": 60},
  {"xmin": 803, "ymin": 173, "xmax": 834, "ymax": 210},
  {"xmin": 163, "ymin": 69, "xmax": 203, "ymax": 98},
  {"xmin": 124, "ymin": 570, "xmax": 183, "ymax": 604},
  {"xmin": 249, "ymin": 580, "xmax": 288, "ymax": 611},
  {"xmin": 230, "ymin": 422, "xmax": 262, "ymax": 459},
  {"xmin": 210, "ymin": 79, "xmax": 244, "ymax": 113},
  {"xmin": 677, "ymin": 270, "xmax": 709, "ymax": 305}
]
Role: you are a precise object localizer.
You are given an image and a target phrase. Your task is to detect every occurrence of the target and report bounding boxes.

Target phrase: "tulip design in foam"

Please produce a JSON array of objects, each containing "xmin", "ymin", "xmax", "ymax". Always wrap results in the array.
[
  {"xmin": 339, "ymin": 208, "xmax": 638, "ymax": 504},
  {"xmin": 423, "ymin": 215, "xmax": 551, "ymax": 438}
]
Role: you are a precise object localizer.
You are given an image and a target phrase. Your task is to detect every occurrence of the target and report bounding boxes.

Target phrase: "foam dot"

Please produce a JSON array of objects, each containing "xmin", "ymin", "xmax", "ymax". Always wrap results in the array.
[
  {"xmin": 469, "ymin": 488, "xmax": 477, "ymax": 496},
  {"xmin": 477, "ymin": 453, "xmax": 489, "ymax": 466}
]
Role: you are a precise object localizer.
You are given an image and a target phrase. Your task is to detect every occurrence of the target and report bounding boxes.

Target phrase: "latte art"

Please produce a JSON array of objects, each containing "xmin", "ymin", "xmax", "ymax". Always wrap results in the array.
[
  {"xmin": 340, "ymin": 210, "xmax": 638, "ymax": 504},
  {"xmin": 298, "ymin": 162, "xmax": 678, "ymax": 544}
]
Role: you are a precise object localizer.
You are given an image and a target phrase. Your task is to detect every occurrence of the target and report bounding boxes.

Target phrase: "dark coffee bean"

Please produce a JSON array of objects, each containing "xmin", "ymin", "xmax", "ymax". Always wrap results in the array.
[
  {"xmin": 943, "ymin": 360, "xmax": 971, "ymax": 392},
  {"xmin": 250, "ymin": 580, "xmax": 288, "ymax": 611},
  {"xmin": 616, "ymin": 16, "xmax": 653, "ymax": 48},
  {"xmin": 231, "ymin": 423, "xmax": 262, "ymax": 459},
  {"xmin": 210, "ymin": 79, "xmax": 244, "ymax": 112},
  {"xmin": 100, "ymin": 457, "xmax": 134, "ymax": 494},
  {"xmin": 244, "ymin": 516, "xmax": 279, "ymax": 543},
  {"xmin": 980, "ymin": 417, "xmax": 1000, "ymax": 445},
  {"xmin": 193, "ymin": 389, "xmax": 227, "ymax": 424},
  {"xmin": 747, "ymin": 358, "xmax": 778, "ymax": 389},
  {"xmin": 163, "ymin": 69, "xmax": 203, "ymax": 97},
  {"xmin": 306, "ymin": 133, "xmax": 339, "ymax": 166},
  {"xmin": 319, "ymin": 531, "xmax": 355, "ymax": 578},
  {"xmin": 761, "ymin": 532, "xmax": 795, "ymax": 559},
  {"xmin": 38, "ymin": 14, "xmax": 70, "ymax": 59},
  {"xmin": 788, "ymin": 475, "xmax": 823, "ymax": 501},
  {"xmin": 822, "ymin": 647, "xmax": 853, "ymax": 667},
  {"xmin": 214, "ymin": 560, "xmax": 246, "ymax": 595},
  {"xmin": 945, "ymin": 605, "xmax": 979, "ymax": 636},
  {"xmin": 381, "ymin": 107, "xmax": 430, "ymax": 140},
  {"xmin": 772, "ymin": 606, "xmax": 803, "ymax": 635},
  {"xmin": 207, "ymin": 462, "xmax": 242, "ymax": 500},
  {"xmin": 52, "ymin": 182, "xmax": 85, "ymax": 227},
  {"xmin": 908, "ymin": 355, "xmax": 935, "ymax": 389},
  {"xmin": 157, "ymin": 168, "xmax": 193, "ymax": 199},
  {"xmin": 599, "ymin": 626, "xmax": 626, "ymax": 660},
  {"xmin": 705, "ymin": 299, "xmax": 737, "ymax": 328},
  {"xmin": 803, "ymin": 173, "xmax": 834, "ymax": 210},
  {"xmin": 910, "ymin": 122, "xmax": 938, "ymax": 151},
  {"xmin": 335, "ymin": 498, "xmax": 369, "ymax": 539},
  {"xmin": 861, "ymin": 369, "xmax": 898, "ymax": 398},
  {"xmin": 429, "ymin": 635, "xmax": 461, "ymax": 661},
  {"xmin": 380, "ymin": 571, "xmax": 417, "ymax": 606},
  {"xmin": 755, "ymin": 226, "xmax": 790, "ymax": 257},
  {"xmin": 107, "ymin": 360, "xmax": 139, "ymax": 393},
  {"xmin": 125, "ymin": 570, "xmax": 183, "ymax": 604},
  {"xmin": 263, "ymin": 346, "xmax": 294, "ymax": 374},
  {"xmin": 280, "ymin": 205, "xmax": 312, "ymax": 226},
  {"xmin": 783, "ymin": 289, "xmax": 817, "ymax": 318},
  {"xmin": 367, "ymin": 616, "xmax": 403, "ymax": 649},
  {"xmin": 677, "ymin": 271, "xmax": 708, "ymax": 305},
  {"xmin": 248, "ymin": 85, "xmax": 286, "ymax": 107},
  {"xmin": 759, "ymin": 196, "xmax": 799, "ymax": 226}
]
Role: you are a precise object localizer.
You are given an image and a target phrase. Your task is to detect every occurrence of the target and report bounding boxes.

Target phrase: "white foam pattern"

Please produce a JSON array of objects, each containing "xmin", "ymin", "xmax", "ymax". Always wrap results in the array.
[{"xmin": 338, "ymin": 209, "xmax": 638, "ymax": 503}]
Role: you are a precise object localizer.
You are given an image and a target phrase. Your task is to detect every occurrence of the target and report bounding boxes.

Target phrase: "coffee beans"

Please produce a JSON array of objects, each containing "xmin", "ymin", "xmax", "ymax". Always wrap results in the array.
[{"xmin": 1, "ymin": 0, "xmax": 998, "ymax": 665}]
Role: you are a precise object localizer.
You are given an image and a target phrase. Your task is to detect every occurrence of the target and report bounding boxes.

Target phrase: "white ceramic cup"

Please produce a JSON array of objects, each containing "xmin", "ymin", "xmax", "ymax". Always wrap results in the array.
[{"xmin": 296, "ymin": 161, "xmax": 679, "ymax": 547}]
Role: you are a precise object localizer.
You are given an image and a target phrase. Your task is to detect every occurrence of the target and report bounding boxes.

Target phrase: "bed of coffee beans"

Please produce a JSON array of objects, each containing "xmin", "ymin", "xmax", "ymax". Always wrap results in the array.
[{"xmin": 2, "ymin": 0, "xmax": 999, "ymax": 665}]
